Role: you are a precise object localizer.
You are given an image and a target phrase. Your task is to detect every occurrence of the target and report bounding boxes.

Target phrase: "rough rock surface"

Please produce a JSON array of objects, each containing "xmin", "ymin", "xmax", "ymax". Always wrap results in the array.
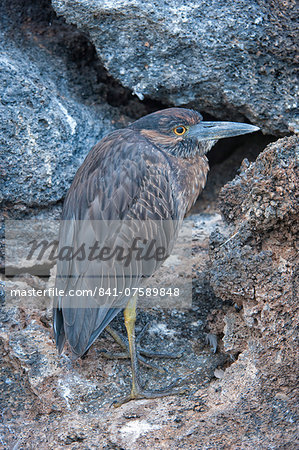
[
  {"xmin": 209, "ymin": 135, "xmax": 298, "ymax": 445},
  {"xmin": 0, "ymin": 5, "xmax": 117, "ymax": 207},
  {"xmin": 1, "ymin": 35, "xmax": 116, "ymax": 206},
  {"xmin": 0, "ymin": 0, "xmax": 132, "ymax": 207},
  {"xmin": 52, "ymin": 0, "xmax": 298, "ymax": 135}
]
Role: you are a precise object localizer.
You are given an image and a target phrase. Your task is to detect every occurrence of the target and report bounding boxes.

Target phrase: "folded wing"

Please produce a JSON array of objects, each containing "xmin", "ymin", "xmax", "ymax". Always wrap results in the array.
[{"xmin": 53, "ymin": 129, "xmax": 181, "ymax": 356}]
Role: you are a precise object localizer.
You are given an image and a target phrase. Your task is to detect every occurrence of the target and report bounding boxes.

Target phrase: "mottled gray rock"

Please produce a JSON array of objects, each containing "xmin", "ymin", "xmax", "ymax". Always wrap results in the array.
[
  {"xmin": 0, "ymin": 0, "xmax": 129, "ymax": 207},
  {"xmin": 0, "ymin": 33, "xmax": 118, "ymax": 206},
  {"xmin": 52, "ymin": 0, "xmax": 298, "ymax": 135}
]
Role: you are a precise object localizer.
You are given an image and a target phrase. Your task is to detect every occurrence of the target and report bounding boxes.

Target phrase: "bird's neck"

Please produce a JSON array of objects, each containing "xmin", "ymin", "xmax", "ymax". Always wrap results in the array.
[{"xmin": 168, "ymin": 154, "xmax": 210, "ymax": 216}]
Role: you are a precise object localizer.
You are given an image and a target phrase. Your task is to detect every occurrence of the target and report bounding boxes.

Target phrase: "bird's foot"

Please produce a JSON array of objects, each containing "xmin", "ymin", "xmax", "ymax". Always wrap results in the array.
[{"xmin": 112, "ymin": 377, "xmax": 187, "ymax": 408}]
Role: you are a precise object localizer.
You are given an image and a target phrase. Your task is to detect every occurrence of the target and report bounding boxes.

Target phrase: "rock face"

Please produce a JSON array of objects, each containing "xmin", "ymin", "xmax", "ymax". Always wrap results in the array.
[
  {"xmin": 52, "ymin": 0, "xmax": 298, "ymax": 135},
  {"xmin": 1, "ymin": 37, "xmax": 116, "ymax": 206},
  {"xmin": 211, "ymin": 135, "xmax": 298, "ymax": 309},
  {"xmin": 0, "ymin": 0, "xmax": 123, "ymax": 206},
  {"xmin": 208, "ymin": 135, "xmax": 298, "ymax": 444}
]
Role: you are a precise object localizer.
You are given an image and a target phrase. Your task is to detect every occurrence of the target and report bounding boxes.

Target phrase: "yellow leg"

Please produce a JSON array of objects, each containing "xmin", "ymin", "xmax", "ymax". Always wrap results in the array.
[
  {"xmin": 124, "ymin": 294, "xmax": 139, "ymax": 398},
  {"xmin": 112, "ymin": 294, "xmax": 186, "ymax": 407}
]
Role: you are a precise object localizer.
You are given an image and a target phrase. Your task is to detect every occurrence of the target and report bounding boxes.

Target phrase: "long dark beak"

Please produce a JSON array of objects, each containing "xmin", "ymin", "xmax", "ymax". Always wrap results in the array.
[{"xmin": 188, "ymin": 121, "xmax": 260, "ymax": 141}]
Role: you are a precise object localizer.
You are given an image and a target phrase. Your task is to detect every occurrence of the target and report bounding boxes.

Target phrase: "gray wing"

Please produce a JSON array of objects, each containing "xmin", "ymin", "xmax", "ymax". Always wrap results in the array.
[{"xmin": 53, "ymin": 129, "xmax": 181, "ymax": 356}]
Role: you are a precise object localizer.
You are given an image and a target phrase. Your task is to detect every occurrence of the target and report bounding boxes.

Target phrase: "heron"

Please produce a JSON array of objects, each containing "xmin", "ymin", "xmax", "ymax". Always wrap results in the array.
[{"xmin": 53, "ymin": 107, "xmax": 259, "ymax": 405}]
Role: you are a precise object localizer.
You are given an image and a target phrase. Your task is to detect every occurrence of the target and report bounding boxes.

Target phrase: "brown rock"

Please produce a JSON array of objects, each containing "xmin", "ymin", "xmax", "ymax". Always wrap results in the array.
[{"xmin": 208, "ymin": 135, "xmax": 298, "ymax": 447}]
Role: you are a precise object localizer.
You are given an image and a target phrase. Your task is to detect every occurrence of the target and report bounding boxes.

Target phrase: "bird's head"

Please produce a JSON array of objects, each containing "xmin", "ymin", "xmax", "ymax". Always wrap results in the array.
[{"xmin": 129, "ymin": 108, "xmax": 259, "ymax": 158}]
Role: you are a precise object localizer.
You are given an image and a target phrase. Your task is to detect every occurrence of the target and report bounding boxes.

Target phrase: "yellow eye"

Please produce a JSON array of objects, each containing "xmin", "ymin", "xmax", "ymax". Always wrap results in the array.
[{"xmin": 173, "ymin": 125, "xmax": 187, "ymax": 136}]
